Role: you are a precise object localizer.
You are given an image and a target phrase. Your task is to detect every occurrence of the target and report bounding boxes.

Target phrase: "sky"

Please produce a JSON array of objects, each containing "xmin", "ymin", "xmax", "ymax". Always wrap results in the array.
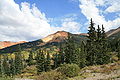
[{"xmin": 0, "ymin": 0, "xmax": 120, "ymax": 41}]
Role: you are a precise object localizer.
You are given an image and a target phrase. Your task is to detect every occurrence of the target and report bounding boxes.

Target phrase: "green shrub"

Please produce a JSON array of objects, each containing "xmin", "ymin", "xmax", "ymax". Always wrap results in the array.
[
  {"xmin": 57, "ymin": 64, "xmax": 80, "ymax": 78},
  {"xmin": 37, "ymin": 70, "xmax": 66, "ymax": 80}
]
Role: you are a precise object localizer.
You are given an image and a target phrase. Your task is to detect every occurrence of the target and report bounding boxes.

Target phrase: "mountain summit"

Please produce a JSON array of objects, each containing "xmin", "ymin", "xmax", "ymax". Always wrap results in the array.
[{"xmin": 42, "ymin": 31, "xmax": 68, "ymax": 43}]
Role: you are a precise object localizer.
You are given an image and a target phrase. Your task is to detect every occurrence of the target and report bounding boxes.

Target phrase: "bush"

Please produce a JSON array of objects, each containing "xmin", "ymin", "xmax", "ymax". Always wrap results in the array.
[
  {"xmin": 57, "ymin": 64, "xmax": 80, "ymax": 78},
  {"xmin": 37, "ymin": 70, "xmax": 66, "ymax": 80}
]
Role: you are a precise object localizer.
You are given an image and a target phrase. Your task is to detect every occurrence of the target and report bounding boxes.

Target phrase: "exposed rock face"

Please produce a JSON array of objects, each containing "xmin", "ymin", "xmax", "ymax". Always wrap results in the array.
[
  {"xmin": 0, "ymin": 41, "xmax": 26, "ymax": 49},
  {"xmin": 42, "ymin": 31, "xmax": 89, "ymax": 43},
  {"xmin": 42, "ymin": 31, "xmax": 69, "ymax": 43},
  {"xmin": 106, "ymin": 27, "xmax": 120, "ymax": 37}
]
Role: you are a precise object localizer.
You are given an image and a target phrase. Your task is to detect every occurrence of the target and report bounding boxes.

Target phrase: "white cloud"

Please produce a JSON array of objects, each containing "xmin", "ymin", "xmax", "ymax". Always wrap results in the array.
[
  {"xmin": 104, "ymin": 0, "xmax": 120, "ymax": 13},
  {"xmin": 0, "ymin": 0, "xmax": 81, "ymax": 41},
  {"xmin": 79, "ymin": 0, "xmax": 120, "ymax": 31},
  {"xmin": 0, "ymin": 0, "xmax": 52, "ymax": 41},
  {"xmin": 105, "ymin": 3, "xmax": 120, "ymax": 13},
  {"xmin": 51, "ymin": 21, "xmax": 81, "ymax": 34}
]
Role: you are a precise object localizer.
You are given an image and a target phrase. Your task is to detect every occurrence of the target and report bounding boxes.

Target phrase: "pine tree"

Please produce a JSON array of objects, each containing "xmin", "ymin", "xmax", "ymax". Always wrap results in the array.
[
  {"xmin": 97, "ymin": 25, "xmax": 101, "ymax": 41},
  {"xmin": 78, "ymin": 41, "xmax": 87, "ymax": 68},
  {"xmin": 88, "ymin": 18, "xmax": 97, "ymax": 41},
  {"xmin": 101, "ymin": 25, "xmax": 106, "ymax": 39},
  {"xmin": 97, "ymin": 25, "xmax": 110, "ymax": 64},
  {"xmin": 53, "ymin": 53, "xmax": 59, "ymax": 69},
  {"xmin": 2, "ymin": 55, "xmax": 10, "ymax": 76},
  {"xmin": 86, "ymin": 18, "xmax": 98, "ymax": 65},
  {"xmin": 86, "ymin": 19, "xmax": 110, "ymax": 65},
  {"xmin": 28, "ymin": 51, "xmax": 34, "ymax": 66},
  {"xmin": 64, "ymin": 33, "xmax": 78, "ymax": 64},
  {"xmin": 44, "ymin": 52, "xmax": 51, "ymax": 72},
  {"xmin": 118, "ymin": 47, "xmax": 120, "ymax": 60},
  {"xmin": 53, "ymin": 44, "xmax": 65, "ymax": 68},
  {"xmin": 58, "ymin": 44, "xmax": 65, "ymax": 64},
  {"xmin": 14, "ymin": 52, "xmax": 23, "ymax": 74},
  {"xmin": 36, "ymin": 50, "xmax": 45, "ymax": 74},
  {"xmin": 117, "ymin": 39, "xmax": 120, "ymax": 60},
  {"xmin": 0, "ymin": 54, "xmax": 3, "ymax": 77},
  {"xmin": 9, "ymin": 58, "xmax": 16, "ymax": 77}
]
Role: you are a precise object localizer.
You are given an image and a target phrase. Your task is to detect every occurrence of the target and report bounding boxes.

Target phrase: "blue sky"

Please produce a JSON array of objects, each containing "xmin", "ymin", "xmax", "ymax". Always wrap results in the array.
[
  {"xmin": 0, "ymin": 0, "xmax": 120, "ymax": 41},
  {"xmin": 15, "ymin": 0, "xmax": 80, "ymax": 18},
  {"xmin": 14, "ymin": 0, "xmax": 87, "ymax": 32}
]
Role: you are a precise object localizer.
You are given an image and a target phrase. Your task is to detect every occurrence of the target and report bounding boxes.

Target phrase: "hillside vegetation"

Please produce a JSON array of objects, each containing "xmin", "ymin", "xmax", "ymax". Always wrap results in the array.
[{"xmin": 0, "ymin": 19, "xmax": 119, "ymax": 80}]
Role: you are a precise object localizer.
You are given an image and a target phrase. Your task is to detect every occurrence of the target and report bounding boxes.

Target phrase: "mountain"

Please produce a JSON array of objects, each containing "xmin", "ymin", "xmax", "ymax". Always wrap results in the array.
[
  {"xmin": 42, "ymin": 31, "xmax": 68, "ymax": 43},
  {"xmin": 0, "ymin": 27, "xmax": 120, "ymax": 54},
  {"xmin": 0, "ymin": 31, "xmax": 88, "ymax": 53},
  {"xmin": 0, "ymin": 41, "xmax": 26, "ymax": 49},
  {"xmin": 106, "ymin": 27, "xmax": 120, "ymax": 38},
  {"xmin": 106, "ymin": 27, "xmax": 120, "ymax": 51}
]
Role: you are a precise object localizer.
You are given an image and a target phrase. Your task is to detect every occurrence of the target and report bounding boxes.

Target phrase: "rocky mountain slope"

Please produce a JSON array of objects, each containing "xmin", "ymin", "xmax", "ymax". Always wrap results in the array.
[
  {"xmin": 0, "ymin": 26, "xmax": 120, "ymax": 53},
  {"xmin": 42, "ymin": 31, "xmax": 68, "ymax": 43},
  {"xmin": 106, "ymin": 27, "xmax": 120, "ymax": 37},
  {"xmin": 0, "ymin": 31, "xmax": 88, "ymax": 53},
  {"xmin": 0, "ymin": 41, "xmax": 26, "ymax": 49}
]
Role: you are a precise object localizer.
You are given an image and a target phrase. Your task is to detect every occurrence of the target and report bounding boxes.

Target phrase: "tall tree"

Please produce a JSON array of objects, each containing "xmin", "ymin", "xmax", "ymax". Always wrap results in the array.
[
  {"xmin": 53, "ymin": 53, "xmax": 59, "ymax": 69},
  {"xmin": 44, "ymin": 52, "xmax": 51, "ymax": 72},
  {"xmin": 53, "ymin": 44, "xmax": 65, "ymax": 68},
  {"xmin": 28, "ymin": 51, "xmax": 34, "ymax": 66},
  {"xmin": 78, "ymin": 41, "xmax": 87, "ymax": 68},
  {"xmin": 64, "ymin": 33, "xmax": 78, "ymax": 64},
  {"xmin": 86, "ymin": 19, "xmax": 110, "ymax": 65},
  {"xmin": 87, "ymin": 18, "xmax": 97, "ymax": 41},
  {"xmin": 58, "ymin": 44, "xmax": 65, "ymax": 64},
  {"xmin": 2, "ymin": 55, "xmax": 10, "ymax": 76},
  {"xmin": 117, "ymin": 39, "xmax": 120, "ymax": 60},
  {"xmin": 97, "ymin": 25, "xmax": 110, "ymax": 64},
  {"xmin": 86, "ymin": 18, "xmax": 98, "ymax": 65},
  {"xmin": 97, "ymin": 25, "xmax": 101, "ymax": 41},
  {"xmin": 36, "ymin": 50, "xmax": 45, "ymax": 74},
  {"xmin": 0, "ymin": 55, "xmax": 4, "ymax": 77},
  {"xmin": 9, "ymin": 58, "xmax": 16, "ymax": 77},
  {"xmin": 14, "ymin": 52, "xmax": 23, "ymax": 74}
]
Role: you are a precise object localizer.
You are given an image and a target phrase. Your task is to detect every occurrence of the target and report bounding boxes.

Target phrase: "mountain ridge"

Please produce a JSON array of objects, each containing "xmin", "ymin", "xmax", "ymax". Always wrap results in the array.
[
  {"xmin": 0, "ymin": 27, "xmax": 120, "ymax": 53},
  {"xmin": 0, "ymin": 41, "xmax": 27, "ymax": 49}
]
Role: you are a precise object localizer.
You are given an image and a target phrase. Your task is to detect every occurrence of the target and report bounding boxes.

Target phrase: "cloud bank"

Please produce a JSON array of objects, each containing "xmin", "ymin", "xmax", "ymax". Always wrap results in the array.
[
  {"xmin": 0, "ymin": 0, "xmax": 120, "ymax": 41},
  {"xmin": 79, "ymin": 0, "xmax": 120, "ymax": 31},
  {"xmin": 0, "ymin": 0, "xmax": 81, "ymax": 41}
]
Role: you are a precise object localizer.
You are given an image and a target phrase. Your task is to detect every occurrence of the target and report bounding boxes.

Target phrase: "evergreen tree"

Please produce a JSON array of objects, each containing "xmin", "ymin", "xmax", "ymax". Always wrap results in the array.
[
  {"xmin": 88, "ymin": 18, "xmax": 97, "ymax": 41},
  {"xmin": 2, "ymin": 55, "xmax": 10, "ymax": 76},
  {"xmin": 86, "ymin": 19, "xmax": 98, "ymax": 65},
  {"xmin": 64, "ymin": 33, "xmax": 78, "ymax": 64},
  {"xmin": 101, "ymin": 25, "xmax": 106, "ymax": 39},
  {"xmin": 9, "ymin": 58, "xmax": 16, "ymax": 77},
  {"xmin": 28, "ymin": 51, "xmax": 34, "ymax": 66},
  {"xmin": 117, "ymin": 39, "xmax": 120, "ymax": 60},
  {"xmin": 78, "ymin": 41, "xmax": 87, "ymax": 68},
  {"xmin": 53, "ymin": 53, "xmax": 59, "ymax": 69},
  {"xmin": 36, "ymin": 50, "xmax": 45, "ymax": 74},
  {"xmin": 58, "ymin": 44, "xmax": 65, "ymax": 64},
  {"xmin": 97, "ymin": 25, "xmax": 101, "ymax": 41},
  {"xmin": 53, "ymin": 44, "xmax": 65, "ymax": 68},
  {"xmin": 97, "ymin": 25, "xmax": 110, "ymax": 64},
  {"xmin": 0, "ymin": 55, "xmax": 3, "ymax": 77},
  {"xmin": 44, "ymin": 52, "xmax": 51, "ymax": 72},
  {"xmin": 14, "ymin": 52, "xmax": 23, "ymax": 74},
  {"xmin": 86, "ymin": 19, "xmax": 110, "ymax": 65}
]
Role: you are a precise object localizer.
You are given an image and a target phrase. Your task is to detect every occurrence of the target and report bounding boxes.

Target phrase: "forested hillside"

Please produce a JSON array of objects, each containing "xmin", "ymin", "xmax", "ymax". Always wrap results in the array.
[{"xmin": 0, "ymin": 19, "xmax": 119, "ymax": 80}]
